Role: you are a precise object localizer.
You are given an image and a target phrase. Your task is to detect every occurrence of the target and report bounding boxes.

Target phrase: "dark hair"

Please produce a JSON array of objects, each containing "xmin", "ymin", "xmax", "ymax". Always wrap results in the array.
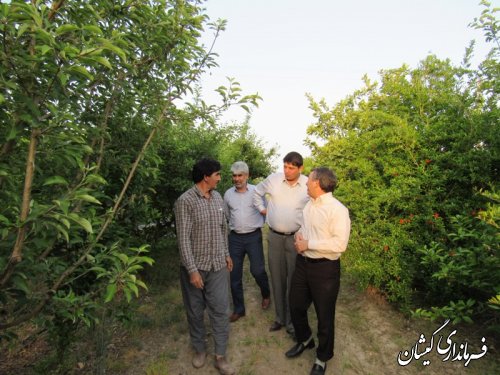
[
  {"xmin": 192, "ymin": 158, "xmax": 221, "ymax": 183},
  {"xmin": 311, "ymin": 167, "xmax": 337, "ymax": 192},
  {"xmin": 283, "ymin": 151, "xmax": 303, "ymax": 167}
]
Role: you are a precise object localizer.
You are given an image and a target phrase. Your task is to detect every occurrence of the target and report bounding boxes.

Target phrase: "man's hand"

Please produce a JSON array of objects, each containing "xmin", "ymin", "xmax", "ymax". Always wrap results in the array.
[
  {"xmin": 189, "ymin": 271, "xmax": 204, "ymax": 289},
  {"xmin": 260, "ymin": 208, "xmax": 267, "ymax": 216},
  {"xmin": 226, "ymin": 256, "xmax": 233, "ymax": 272},
  {"xmin": 294, "ymin": 233, "xmax": 308, "ymax": 253}
]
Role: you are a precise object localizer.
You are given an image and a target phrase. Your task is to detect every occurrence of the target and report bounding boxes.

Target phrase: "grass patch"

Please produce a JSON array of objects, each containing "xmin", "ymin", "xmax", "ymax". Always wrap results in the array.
[{"xmin": 144, "ymin": 352, "xmax": 173, "ymax": 375}]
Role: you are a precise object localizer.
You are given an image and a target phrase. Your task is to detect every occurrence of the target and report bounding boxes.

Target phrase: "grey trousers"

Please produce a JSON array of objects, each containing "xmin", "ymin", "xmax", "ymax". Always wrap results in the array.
[
  {"xmin": 180, "ymin": 266, "xmax": 230, "ymax": 356},
  {"xmin": 267, "ymin": 231, "xmax": 297, "ymax": 331}
]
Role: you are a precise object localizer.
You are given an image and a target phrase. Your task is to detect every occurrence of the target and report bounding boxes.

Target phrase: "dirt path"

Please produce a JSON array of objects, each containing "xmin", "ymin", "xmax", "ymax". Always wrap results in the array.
[
  {"xmin": 2, "ymin": 233, "xmax": 498, "ymax": 375},
  {"xmin": 112, "ymin": 263, "xmax": 498, "ymax": 375}
]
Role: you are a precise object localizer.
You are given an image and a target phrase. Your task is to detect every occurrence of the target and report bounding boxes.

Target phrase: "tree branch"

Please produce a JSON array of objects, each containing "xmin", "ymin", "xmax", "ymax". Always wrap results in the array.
[
  {"xmin": 0, "ymin": 128, "xmax": 41, "ymax": 288},
  {"xmin": 48, "ymin": 0, "xmax": 65, "ymax": 22}
]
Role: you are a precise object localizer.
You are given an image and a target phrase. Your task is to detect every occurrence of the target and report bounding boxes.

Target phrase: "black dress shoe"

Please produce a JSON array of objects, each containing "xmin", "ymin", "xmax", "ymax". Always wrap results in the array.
[
  {"xmin": 310, "ymin": 363, "xmax": 326, "ymax": 375},
  {"xmin": 285, "ymin": 339, "xmax": 315, "ymax": 358},
  {"xmin": 269, "ymin": 321, "xmax": 283, "ymax": 331}
]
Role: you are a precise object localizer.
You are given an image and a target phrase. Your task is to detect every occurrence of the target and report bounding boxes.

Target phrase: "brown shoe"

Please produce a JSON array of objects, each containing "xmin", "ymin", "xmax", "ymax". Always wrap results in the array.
[
  {"xmin": 269, "ymin": 321, "xmax": 283, "ymax": 331},
  {"xmin": 261, "ymin": 297, "xmax": 271, "ymax": 310},
  {"xmin": 229, "ymin": 312, "xmax": 245, "ymax": 322},
  {"xmin": 214, "ymin": 356, "xmax": 235, "ymax": 375},
  {"xmin": 192, "ymin": 351, "xmax": 206, "ymax": 368}
]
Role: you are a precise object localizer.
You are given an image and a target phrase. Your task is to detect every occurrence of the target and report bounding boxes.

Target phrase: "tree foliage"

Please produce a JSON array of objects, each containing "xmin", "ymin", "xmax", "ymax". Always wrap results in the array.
[
  {"xmin": 305, "ymin": 3, "xmax": 499, "ymax": 325},
  {"xmin": 0, "ymin": 0, "xmax": 271, "ymax": 357}
]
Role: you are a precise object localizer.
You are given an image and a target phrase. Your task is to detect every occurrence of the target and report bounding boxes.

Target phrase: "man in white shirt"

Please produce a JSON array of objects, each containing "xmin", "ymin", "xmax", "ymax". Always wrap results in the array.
[
  {"xmin": 253, "ymin": 152, "xmax": 309, "ymax": 336},
  {"xmin": 224, "ymin": 161, "xmax": 271, "ymax": 323},
  {"xmin": 285, "ymin": 167, "xmax": 351, "ymax": 375}
]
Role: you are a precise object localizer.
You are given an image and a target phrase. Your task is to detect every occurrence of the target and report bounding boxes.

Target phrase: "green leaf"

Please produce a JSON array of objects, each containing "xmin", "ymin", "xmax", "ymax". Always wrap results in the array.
[
  {"xmin": 90, "ymin": 266, "xmax": 107, "ymax": 277},
  {"xmin": 99, "ymin": 38, "xmax": 127, "ymax": 61},
  {"xmin": 62, "ymin": 45, "xmax": 79, "ymax": 58},
  {"xmin": 85, "ymin": 174, "xmax": 107, "ymax": 185},
  {"xmin": 82, "ymin": 145, "xmax": 94, "ymax": 154},
  {"xmin": 53, "ymin": 199, "xmax": 70, "ymax": 215},
  {"xmin": 66, "ymin": 65, "xmax": 94, "ymax": 81},
  {"xmin": 43, "ymin": 176, "xmax": 68, "ymax": 186},
  {"xmin": 126, "ymin": 265, "xmax": 143, "ymax": 273},
  {"xmin": 57, "ymin": 72, "xmax": 69, "ymax": 86},
  {"xmin": 56, "ymin": 24, "xmax": 80, "ymax": 35},
  {"xmin": 59, "ymin": 217, "xmax": 71, "ymax": 229},
  {"xmin": 35, "ymin": 28, "xmax": 55, "ymax": 45},
  {"xmin": 68, "ymin": 213, "xmax": 93, "ymax": 233},
  {"xmin": 90, "ymin": 56, "xmax": 112, "ymax": 69},
  {"xmin": 0, "ymin": 214, "xmax": 10, "ymax": 225},
  {"xmin": 116, "ymin": 253, "xmax": 129, "ymax": 264},
  {"xmin": 75, "ymin": 194, "xmax": 102, "ymax": 205},
  {"xmin": 137, "ymin": 256, "xmax": 154, "ymax": 266},
  {"xmin": 80, "ymin": 48, "xmax": 102, "ymax": 56},
  {"xmin": 123, "ymin": 288, "xmax": 132, "ymax": 303},
  {"xmin": 38, "ymin": 45, "xmax": 52, "ymax": 55},
  {"xmin": 135, "ymin": 279, "xmax": 148, "ymax": 290},
  {"xmin": 12, "ymin": 275, "xmax": 30, "ymax": 294},
  {"xmin": 29, "ymin": 7, "xmax": 43, "ymax": 27},
  {"xmin": 463, "ymin": 316, "xmax": 473, "ymax": 324},
  {"xmin": 82, "ymin": 25, "xmax": 103, "ymax": 35},
  {"xmin": 126, "ymin": 282, "xmax": 139, "ymax": 297},
  {"xmin": 51, "ymin": 222, "xmax": 69, "ymax": 242},
  {"xmin": 104, "ymin": 284, "xmax": 117, "ymax": 303},
  {"xmin": 17, "ymin": 23, "xmax": 30, "ymax": 37}
]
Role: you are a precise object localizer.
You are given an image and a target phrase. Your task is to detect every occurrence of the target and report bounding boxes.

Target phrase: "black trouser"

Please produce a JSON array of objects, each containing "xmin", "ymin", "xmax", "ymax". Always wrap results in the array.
[{"xmin": 289, "ymin": 255, "xmax": 341, "ymax": 362}]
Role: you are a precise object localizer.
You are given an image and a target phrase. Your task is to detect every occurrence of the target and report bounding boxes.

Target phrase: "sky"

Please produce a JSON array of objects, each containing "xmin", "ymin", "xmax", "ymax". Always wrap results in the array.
[{"xmin": 198, "ymin": 0, "xmax": 498, "ymax": 169}]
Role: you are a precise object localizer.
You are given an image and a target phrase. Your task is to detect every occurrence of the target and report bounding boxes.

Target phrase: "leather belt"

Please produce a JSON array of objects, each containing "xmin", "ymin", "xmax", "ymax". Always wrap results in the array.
[
  {"xmin": 269, "ymin": 227, "xmax": 296, "ymax": 236},
  {"xmin": 231, "ymin": 228, "xmax": 261, "ymax": 235},
  {"xmin": 299, "ymin": 255, "xmax": 338, "ymax": 263}
]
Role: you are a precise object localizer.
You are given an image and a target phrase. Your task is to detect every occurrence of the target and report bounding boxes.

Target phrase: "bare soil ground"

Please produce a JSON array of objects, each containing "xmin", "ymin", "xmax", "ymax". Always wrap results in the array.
[
  {"xmin": 103, "ymin": 275, "xmax": 498, "ymax": 375},
  {"xmin": 102, "ymin": 238, "xmax": 499, "ymax": 375},
  {"xmin": 2, "ymin": 235, "xmax": 499, "ymax": 375}
]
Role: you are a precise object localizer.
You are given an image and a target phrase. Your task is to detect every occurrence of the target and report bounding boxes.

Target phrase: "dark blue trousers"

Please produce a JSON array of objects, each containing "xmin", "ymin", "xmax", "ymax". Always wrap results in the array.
[{"xmin": 229, "ymin": 229, "xmax": 270, "ymax": 315}]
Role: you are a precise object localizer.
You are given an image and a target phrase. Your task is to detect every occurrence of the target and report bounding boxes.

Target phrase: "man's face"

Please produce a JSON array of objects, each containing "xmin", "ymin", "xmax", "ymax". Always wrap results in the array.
[
  {"xmin": 205, "ymin": 171, "xmax": 221, "ymax": 190},
  {"xmin": 232, "ymin": 172, "xmax": 248, "ymax": 190},
  {"xmin": 283, "ymin": 162, "xmax": 303, "ymax": 182},
  {"xmin": 306, "ymin": 172, "xmax": 318, "ymax": 198}
]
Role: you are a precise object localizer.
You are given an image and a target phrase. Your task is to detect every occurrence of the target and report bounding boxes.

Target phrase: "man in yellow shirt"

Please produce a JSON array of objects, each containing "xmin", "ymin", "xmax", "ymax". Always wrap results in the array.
[{"xmin": 285, "ymin": 167, "xmax": 351, "ymax": 375}]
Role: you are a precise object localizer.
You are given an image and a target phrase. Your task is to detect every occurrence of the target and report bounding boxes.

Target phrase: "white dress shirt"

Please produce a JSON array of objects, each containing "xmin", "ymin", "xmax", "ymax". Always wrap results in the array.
[
  {"xmin": 299, "ymin": 192, "xmax": 351, "ymax": 260},
  {"xmin": 253, "ymin": 172, "xmax": 309, "ymax": 233}
]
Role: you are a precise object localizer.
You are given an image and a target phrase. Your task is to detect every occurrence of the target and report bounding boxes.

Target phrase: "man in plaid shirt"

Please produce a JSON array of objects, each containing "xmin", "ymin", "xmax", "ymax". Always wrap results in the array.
[{"xmin": 174, "ymin": 158, "xmax": 235, "ymax": 375}]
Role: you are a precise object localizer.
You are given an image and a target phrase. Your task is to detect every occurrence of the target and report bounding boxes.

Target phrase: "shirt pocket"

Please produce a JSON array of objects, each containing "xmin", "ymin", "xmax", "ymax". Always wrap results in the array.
[{"xmin": 216, "ymin": 206, "xmax": 226, "ymax": 229}]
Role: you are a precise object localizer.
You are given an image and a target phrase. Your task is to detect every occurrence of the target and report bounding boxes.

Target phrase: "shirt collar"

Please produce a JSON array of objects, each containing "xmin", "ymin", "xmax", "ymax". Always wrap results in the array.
[
  {"xmin": 194, "ymin": 184, "xmax": 211, "ymax": 198},
  {"xmin": 312, "ymin": 192, "xmax": 333, "ymax": 203},
  {"xmin": 282, "ymin": 175, "xmax": 304, "ymax": 187},
  {"xmin": 233, "ymin": 186, "xmax": 249, "ymax": 193}
]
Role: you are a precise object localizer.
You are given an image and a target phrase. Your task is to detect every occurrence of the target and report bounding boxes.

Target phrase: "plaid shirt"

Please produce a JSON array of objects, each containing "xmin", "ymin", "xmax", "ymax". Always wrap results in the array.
[{"xmin": 174, "ymin": 185, "xmax": 229, "ymax": 273}]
